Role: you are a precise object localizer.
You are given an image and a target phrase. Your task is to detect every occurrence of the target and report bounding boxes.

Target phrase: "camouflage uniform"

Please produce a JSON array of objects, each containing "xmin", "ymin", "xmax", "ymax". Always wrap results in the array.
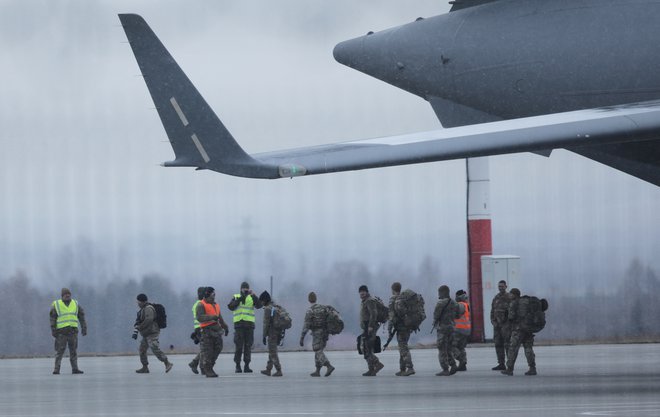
[
  {"xmin": 49, "ymin": 300, "xmax": 87, "ymax": 373},
  {"xmin": 360, "ymin": 296, "xmax": 383, "ymax": 374},
  {"xmin": 262, "ymin": 304, "xmax": 282, "ymax": 375},
  {"xmin": 505, "ymin": 297, "xmax": 536, "ymax": 373},
  {"xmin": 195, "ymin": 301, "xmax": 228, "ymax": 376},
  {"xmin": 491, "ymin": 292, "xmax": 512, "ymax": 367},
  {"xmin": 136, "ymin": 304, "xmax": 169, "ymax": 367},
  {"xmin": 301, "ymin": 303, "xmax": 331, "ymax": 370},
  {"xmin": 433, "ymin": 297, "xmax": 462, "ymax": 373},
  {"xmin": 388, "ymin": 294, "xmax": 413, "ymax": 373}
]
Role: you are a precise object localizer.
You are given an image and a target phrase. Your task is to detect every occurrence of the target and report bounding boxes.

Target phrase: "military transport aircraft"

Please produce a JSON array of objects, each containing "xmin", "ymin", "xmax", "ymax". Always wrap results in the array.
[{"xmin": 119, "ymin": 0, "xmax": 660, "ymax": 186}]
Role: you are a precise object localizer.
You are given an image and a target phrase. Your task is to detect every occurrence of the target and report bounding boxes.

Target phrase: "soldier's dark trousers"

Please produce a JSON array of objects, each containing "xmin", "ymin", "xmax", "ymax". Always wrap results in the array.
[
  {"xmin": 201, "ymin": 327, "xmax": 223, "ymax": 371},
  {"xmin": 397, "ymin": 328, "xmax": 413, "ymax": 370},
  {"xmin": 362, "ymin": 333, "xmax": 382, "ymax": 370},
  {"xmin": 233, "ymin": 326, "xmax": 254, "ymax": 365},
  {"xmin": 54, "ymin": 328, "xmax": 79, "ymax": 371},
  {"xmin": 506, "ymin": 329, "xmax": 535, "ymax": 371},
  {"xmin": 139, "ymin": 332, "xmax": 168, "ymax": 366},
  {"xmin": 493, "ymin": 324, "xmax": 511, "ymax": 365},
  {"xmin": 190, "ymin": 352, "xmax": 201, "ymax": 369}
]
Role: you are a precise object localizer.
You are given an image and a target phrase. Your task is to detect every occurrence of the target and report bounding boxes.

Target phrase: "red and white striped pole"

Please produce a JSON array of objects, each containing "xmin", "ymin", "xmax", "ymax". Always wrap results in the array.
[{"xmin": 466, "ymin": 157, "xmax": 493, "ymax": 343}]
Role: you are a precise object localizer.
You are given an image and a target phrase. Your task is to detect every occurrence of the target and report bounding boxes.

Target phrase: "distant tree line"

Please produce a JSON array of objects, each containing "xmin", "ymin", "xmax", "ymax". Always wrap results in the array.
[{"xmin": 0, "ymin": 258, "xmax": 658, "ymax": 356}]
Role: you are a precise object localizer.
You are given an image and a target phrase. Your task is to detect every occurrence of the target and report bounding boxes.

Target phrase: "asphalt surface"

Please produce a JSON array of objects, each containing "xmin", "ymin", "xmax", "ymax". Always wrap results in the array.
[{"xmin": 1, "ymin": 343, "xmax": 659, "ymax": 417}]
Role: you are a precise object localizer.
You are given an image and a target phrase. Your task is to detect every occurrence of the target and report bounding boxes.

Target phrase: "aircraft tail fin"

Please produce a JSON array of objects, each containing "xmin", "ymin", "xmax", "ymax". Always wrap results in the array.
[{"xmin": 118, "ymin": 14, "xmax": 273, "ymax": 178}]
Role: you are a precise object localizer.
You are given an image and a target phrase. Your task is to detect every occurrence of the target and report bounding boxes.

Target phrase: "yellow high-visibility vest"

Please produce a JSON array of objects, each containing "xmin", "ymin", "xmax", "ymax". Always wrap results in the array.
[
  {"xmin": 232, "ymin": 293, "xmax": 255, "ymax": 323},
  {"xmin": 53, "ymin": 299, "xmax": 79, "ymax": 329},
  {"xmin": 193, "ymin": 300, "xmax": 201, "ymax": 329}
]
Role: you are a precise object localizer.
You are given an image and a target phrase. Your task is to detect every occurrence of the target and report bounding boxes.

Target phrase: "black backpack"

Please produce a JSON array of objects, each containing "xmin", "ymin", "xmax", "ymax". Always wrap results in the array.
[
  {"xmin": 151, "ymin": 303, "xmax": 167, "ymax": 329},
  {"xmin": 518, "ymin": 296, "xmax": 546, "ymax": 333}
]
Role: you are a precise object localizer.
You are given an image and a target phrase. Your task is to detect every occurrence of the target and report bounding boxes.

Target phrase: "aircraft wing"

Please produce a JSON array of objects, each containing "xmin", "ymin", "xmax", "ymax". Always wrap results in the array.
[{"xmin": 119, "ymin": 14, "xmax": 660, "ymax": 185}]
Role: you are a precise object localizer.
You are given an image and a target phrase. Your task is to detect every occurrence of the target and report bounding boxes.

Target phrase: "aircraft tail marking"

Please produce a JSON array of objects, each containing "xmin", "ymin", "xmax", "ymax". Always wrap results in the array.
[
  {"xmin": 191, "ymin": 134, "xmax": 211, "ymax": 163},
  {"xmin": 170, "ymin": 97, "xmax": 189, "ymax": 127}
]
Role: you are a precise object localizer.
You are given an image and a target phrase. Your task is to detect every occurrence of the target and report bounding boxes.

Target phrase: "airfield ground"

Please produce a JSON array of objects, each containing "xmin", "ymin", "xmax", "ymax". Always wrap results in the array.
[{"xmin": 1, "ymin": 343, "xmax": 659, "ymax": 417}]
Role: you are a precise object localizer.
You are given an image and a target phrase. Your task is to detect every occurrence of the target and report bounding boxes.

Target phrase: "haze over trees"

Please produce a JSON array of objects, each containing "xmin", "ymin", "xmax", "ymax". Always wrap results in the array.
[{"xmin": 1, "ymin": 257, "xmax": 657, "ymax": 357}]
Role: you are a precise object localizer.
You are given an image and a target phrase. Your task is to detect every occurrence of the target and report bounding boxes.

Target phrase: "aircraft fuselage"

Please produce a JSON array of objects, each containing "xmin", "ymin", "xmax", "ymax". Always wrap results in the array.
[{"xmin": 333, "ymin": 0, "xmax": 660, "ymax": 122}]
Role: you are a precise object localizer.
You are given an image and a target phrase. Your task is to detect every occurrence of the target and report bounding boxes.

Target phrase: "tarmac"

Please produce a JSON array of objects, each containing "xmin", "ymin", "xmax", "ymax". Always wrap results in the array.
[{"xmin": 1, "ymin": 343, "xmax": 659, "ymax": 417}]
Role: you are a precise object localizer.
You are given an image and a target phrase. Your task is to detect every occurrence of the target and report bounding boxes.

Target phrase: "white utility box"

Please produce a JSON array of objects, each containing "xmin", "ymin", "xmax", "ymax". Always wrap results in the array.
[{"xmin": 481, "ymin": 255, "xmax": 520, "ymax": 340}]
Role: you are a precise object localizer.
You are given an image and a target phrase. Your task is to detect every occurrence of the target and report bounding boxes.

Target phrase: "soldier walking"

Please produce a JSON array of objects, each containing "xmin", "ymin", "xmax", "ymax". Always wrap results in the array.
[
  {"xmin": 50, "ymin": 288, "xmax": 87, "ymax": 374},
  {"xmin": 359, "ymin": 285, "xmax": 384, "ymax": 376},
  {"xmin": 502, "ymin": 288, "xmax": 537, "ymax": 376},
  {"xmin": 259, "ymin": 291, "xmax": 283, "ymax": 377},
  {"xmin": 388, "ymin": 282, "xmax": 415, "ymax": 376},
  {"xmin": 196, "ymin": 287, "xmax": 229, "ymax": 377},
  {"xmin": 227, "ymin": 281, "xmax": 262, "ymax": 373},
  {"xmin": 491, "ymin": 280, "xmax": 512, "ymax": 371},
  {"xmin": 134, "ymin": 293, "xmax": 173, "ymax": 374},
  {"xmin": 452, "ymin": 289, "xmax": 471, "ymax": 371},
  {"xmin": 300, "ymin": 292, "xmax": 335, "ymax": 377},
  {"xmin": 434, "ymin": 285, "xmax": 462, "ymax": 376},
  {"xmin": 188, "ymin": 286, "xmax": 206, "ymax": 374}
]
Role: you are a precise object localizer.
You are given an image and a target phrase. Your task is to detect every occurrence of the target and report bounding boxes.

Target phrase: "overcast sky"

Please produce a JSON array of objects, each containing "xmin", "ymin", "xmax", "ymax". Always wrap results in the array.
[{"xmin": 0, "ymin": 0, "xmax": 658, "ymax": 297}]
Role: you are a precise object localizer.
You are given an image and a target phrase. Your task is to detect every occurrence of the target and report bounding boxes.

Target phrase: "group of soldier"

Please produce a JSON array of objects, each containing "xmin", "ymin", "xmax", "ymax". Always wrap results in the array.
[{"xmin": 49, "ymin": 279, "xmax": 537, "ymax": 377}]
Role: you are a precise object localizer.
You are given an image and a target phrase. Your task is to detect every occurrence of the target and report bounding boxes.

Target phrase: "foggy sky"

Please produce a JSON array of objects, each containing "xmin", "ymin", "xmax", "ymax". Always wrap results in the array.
[{"xmin": 0, "ymin": 0, "xmax": 659, "ymax": 296}]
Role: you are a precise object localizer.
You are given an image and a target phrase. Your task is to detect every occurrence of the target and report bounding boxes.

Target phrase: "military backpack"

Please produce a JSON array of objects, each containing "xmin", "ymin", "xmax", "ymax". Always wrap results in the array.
[
  {"xmin": 518, "ymin": 296, "xmax": 547, "ymax": 333},
  {"xmin": 272, "ymin": 304, "xmax": 292, "ymax": 330},
  {"xmin": 372, "ymin": 296, "xmax": 389, "ymax": 324},
  {"xmin": 151, "ymin": 303, "xmax": 167, "ymax": 329},
  {"xmin": 394, "ymin": 289, "xmax": 427, "ymax": 331},
  {"xmin": 324, "ymin": 305, "xmax": 344, "ymax": 335}
]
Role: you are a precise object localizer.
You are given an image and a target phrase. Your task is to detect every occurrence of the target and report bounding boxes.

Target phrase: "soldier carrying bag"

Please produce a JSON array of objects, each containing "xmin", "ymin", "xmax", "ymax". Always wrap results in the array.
[
  {"xmin": 272, "ymin": 304, "xmax": 292, "ymax": 330},
  {"xmin": 394, "ymin": 289, "xmax": 427, "ymax": 331},
  {"xmin": 518, "ymin": 296, "xmax": 548, "ymax": 333},
  {"xmin": 324, "ymin": 305, "xmax": 344, "ymax": 335}
]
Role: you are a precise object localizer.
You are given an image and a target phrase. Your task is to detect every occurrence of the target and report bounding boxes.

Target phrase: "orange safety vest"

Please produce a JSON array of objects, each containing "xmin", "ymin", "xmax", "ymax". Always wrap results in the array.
[
  {"xmin": 455, "ymin": 301, "xmax": 471, "ymax": 330},
  {"xmin": 199, "ymin": 300, "xmax": 220, "ymax": 328}
]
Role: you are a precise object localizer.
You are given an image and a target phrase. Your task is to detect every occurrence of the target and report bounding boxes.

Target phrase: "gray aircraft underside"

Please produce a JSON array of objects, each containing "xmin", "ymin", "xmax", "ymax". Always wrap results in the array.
[{"xmin": 118, "ymin": 0, "xmax": 660, "ymax": 186}]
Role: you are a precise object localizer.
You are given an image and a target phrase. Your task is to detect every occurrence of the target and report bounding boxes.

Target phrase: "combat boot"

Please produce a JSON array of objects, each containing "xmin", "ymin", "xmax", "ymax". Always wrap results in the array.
[
  {"xmin": 165, "ymin": 361, "xmax": 173, "ymax": 373},
  {"xmin": 435, "ymin": 368, "xmax": 450, "ymax": 376},
  {"xmin": 373, "ymin": 362, "xmax": 384, "ymax": 375},
  {"xmin": 243, "ymin": 363, "xmax": 253, "ymax": 373},
  {"xmin": 362, "ymin": 367, "xmax": 376, "ymax": 376},
  {"xmin": 501, "ymin": 368, "xmax": 514, "ymax": 376},
  {"xmin": 235, "ymin": 364, "xmax": 243, "ymax": 373},
  {"xmin": 492, "ymin": 363, "xmax": 506, "ymax": 371},
  {"xmin": 135, "ymin": 366, "xmax": 149, "ymax": 374},
  {"xmin": 395, "ymin": 368, "xmax": 405, "ymax": 376},
  {"xmin": 457, "ymin": 363, "xmax": 467, "ymax": 371},
  {"xmin": 72, "ymin": 369, "xmax": 84, "ymax": 374},
  {"xmin": 525, "ymin": 367, "xmax": 537, "ymax": 376},
  {"xmin": 261, "ymin": 366, "xmax": 272, "ymax": 376},
  {"xmin": 402, "ymin": 368, "xmax": 415, "ymax": 376},
  {"xmin": 449, "ymin": 365, "xmax": 458, "ymax": 375},
  {"xmin": 272, "ymin": 367, "xmax": 283, "ymax": 377},
  {"xmin": 325, "ymin": 364, "xmax": 335, "ymax": 377},
  {"xmin": 188, "ymin": 361, "xmax": 199, "ymax": 375},
  {"xmin": 205, "ymin": 368, "xmax": 218, "ymax": 378},
  {"xmin": 52, "ymin": 368, "xmax": 60, "ymax": 375},
  {"xmin": 310, "ymin": 366, "xmax": 321, "ymax": 377}
]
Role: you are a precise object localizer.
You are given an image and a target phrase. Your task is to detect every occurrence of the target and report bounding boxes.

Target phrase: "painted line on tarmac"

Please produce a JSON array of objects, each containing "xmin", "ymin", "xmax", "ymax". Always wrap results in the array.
[{"xmin": 7, "ymin": 402, "xmax": 660, "ymax": 417}]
